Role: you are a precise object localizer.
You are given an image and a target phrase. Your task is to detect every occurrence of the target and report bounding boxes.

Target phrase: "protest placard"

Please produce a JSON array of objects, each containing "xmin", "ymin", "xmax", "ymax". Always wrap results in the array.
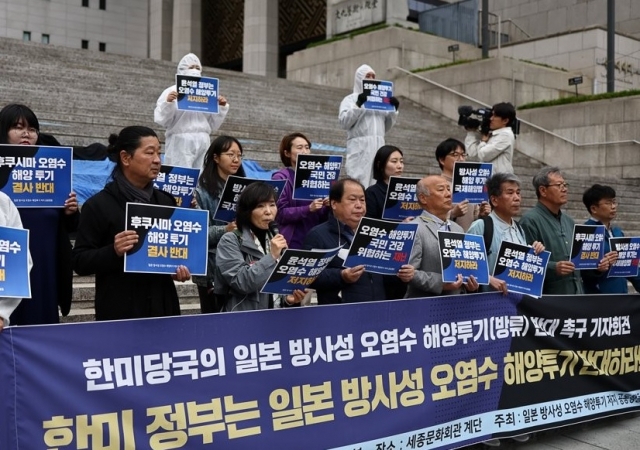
[
  {"xmin": 153, "ymin": 165, "xmax": 199, "ymax": 208},
  {"xmin": 0, "ymin": 226, "xmax": 30, "ymax": 298},
  {"xmin": 362, "ymin": 79, "xmax": 394, "ymax": 111},
  {"xmin": 0, "ymin": 145, "xmax": 72, "ymax": 208},
  {"xmin": 438, "ymin": 231, "xmax": 490, "ymax": 284},
  {"xmin": 176, "ymin": 75, "xmax": 219, "ymax": 113},
  {"xmin": 292, "ymin": 154, "xmax": 342, "ymax": 201},
  {"xmin": 261, "ymin": 247, "xmax": 341, "ymax": 295},
  {"xmin": 381, "ymin": 176, "xmax": 421, "ymax": 221},
  {"xmin": 451, "ymin": 162, "xmax": 492, "ymax": 204},
  {"xmin": 344, "ymin": 217, "xmax": 418, "ymax": 275},
  {"xmin": 570, "ymin": 224, "xmax": 606, "ymax": 270},
  {"xmin": 608, "ymin": 236, "xmax": 640, "ymax": 277},
  {"xmin": 124, "ymin": 203, "xmax": 208, "ymax": 275},
  {"xmin": 213, "ymin": 176, "xmax": 286, "ymax": 223},
  {"xmin": 492, "ymin": 241, "xmax": 550, "ymax": 298}
]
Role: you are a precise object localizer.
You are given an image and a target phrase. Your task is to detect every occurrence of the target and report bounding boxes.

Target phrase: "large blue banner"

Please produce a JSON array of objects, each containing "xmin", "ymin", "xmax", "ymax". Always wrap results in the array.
[
  {"xmin": 0, "ymin": 145, "xmax": 72, "ymax": 207},
  {"xmin": 3, "ymin": 293, "xmax": 640, "ymax": 449}
]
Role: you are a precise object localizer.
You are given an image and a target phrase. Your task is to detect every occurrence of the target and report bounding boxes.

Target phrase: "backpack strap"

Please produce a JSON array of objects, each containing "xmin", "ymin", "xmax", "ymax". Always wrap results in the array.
[{"xmin": 481, "ymin": 215, "xmax": 494, "ymax": 256}]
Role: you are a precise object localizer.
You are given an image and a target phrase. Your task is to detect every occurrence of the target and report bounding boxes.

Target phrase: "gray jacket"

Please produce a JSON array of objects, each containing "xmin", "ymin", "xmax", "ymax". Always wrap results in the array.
[
  {"xmin": 406, "ymin": 212, "xmax": 465, "ymax": 298},
  {"xmin": 214, "ymin": 228, "xmax": 278, "ymax": 312}
]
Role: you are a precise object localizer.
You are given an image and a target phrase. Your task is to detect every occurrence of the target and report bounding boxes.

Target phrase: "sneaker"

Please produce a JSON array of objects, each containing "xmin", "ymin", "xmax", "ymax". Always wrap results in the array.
[
  {"xmin": 483, "ymin": 439, "xmax": 501, "ymax": 447},
  {"xmin": 512, "ymin": 433, "xmax": 530, "ymax": 443}
]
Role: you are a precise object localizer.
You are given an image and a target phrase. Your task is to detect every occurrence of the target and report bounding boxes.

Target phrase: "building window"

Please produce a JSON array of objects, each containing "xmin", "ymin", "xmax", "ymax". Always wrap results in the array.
[
  {"xmin": 99, "ymin": 0, "xmax": 106, "ymax": 10},
  {"xmin": 41, "ymin": 34, "xmax": 50, "ymax": 44},
  {"xmin": 82, "ymin": 0, "xmax": 89, "ymax": 7},
  {"xmin": 81, "ymin": 39, "xmax": 89, "ymax": 49},
  {"xmin": 23, "ymin": 31, "xmax": 31, "ymax": 41},
  {"xmin": 99, "ymin": 42, "xmax": 106, "ymax": 52}
]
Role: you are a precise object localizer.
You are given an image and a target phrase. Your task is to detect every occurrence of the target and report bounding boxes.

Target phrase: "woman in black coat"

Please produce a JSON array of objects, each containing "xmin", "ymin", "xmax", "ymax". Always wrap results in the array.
[{"xmin": 72, "ymin": 126, "xmax": 190, "ymax": 320}]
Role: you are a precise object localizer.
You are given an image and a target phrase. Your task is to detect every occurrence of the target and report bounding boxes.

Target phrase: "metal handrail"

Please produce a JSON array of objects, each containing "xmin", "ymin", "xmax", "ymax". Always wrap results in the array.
[
  {"xmin": 501, "ymin": 19, "xmax": 531, "ymax": 39},
  {"xmin": 391, "ymin": 66, "xmax": 640, "ymax": 148}
]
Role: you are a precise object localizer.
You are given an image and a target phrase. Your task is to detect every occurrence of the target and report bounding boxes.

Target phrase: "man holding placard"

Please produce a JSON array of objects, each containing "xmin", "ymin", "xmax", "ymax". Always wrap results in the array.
[
  {"xmin": 467, "ymin": 173, "xmax": 546, "ymax": 295},
  {"xmin": 406, "ymin": 175, "xmax": 479, "ymax": 298},
  {"xmin": 303, "ymin": 178, "xmax": 391, "ymax": 304},
  {"xmin": 581, "ymin": 184, "xmax": 639, "ymax": 293},
  {"xmin": 154, "ymin": 53, "xmax": 229, "ymax": 170},
  {"xmin": 519, "ymin": 167, "xmax": 591, "ymax": 295},
  {"xmin": 339, "ymin": 64, "xmax": 399, "ymax": 187}
]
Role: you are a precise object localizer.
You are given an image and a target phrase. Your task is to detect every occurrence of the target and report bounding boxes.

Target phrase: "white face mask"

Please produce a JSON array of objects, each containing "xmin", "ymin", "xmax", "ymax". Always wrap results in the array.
[{"xmin": 183, "ymin": 68, "xmax": 201, "ymax": 77}]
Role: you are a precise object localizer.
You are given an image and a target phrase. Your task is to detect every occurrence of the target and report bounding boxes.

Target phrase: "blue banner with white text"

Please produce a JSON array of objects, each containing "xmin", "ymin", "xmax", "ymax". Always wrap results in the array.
[
  {"xmin": 2, "ymin": 293, "xmax": 640, "ymax": 449},
  {"xmin": 0, "ymin": 145, "xmax": 72, "ymax": 207}
]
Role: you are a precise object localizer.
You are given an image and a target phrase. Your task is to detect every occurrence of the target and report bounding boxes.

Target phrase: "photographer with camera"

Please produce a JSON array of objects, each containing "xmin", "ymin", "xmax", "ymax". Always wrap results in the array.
[{"xmin": 463, "ymin": 102, "xmax": 516, "ymax": 174}]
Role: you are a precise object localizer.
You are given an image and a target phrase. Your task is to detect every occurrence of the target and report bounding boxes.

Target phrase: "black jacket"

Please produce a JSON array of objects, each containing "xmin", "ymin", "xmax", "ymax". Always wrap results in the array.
[
  {"xmin": 303, "ymin": 218, "xmax": 386, "ymax": 305},
  {"xmin": 72, "ymin": 182, "xmax": 181, "ymax": 320}
]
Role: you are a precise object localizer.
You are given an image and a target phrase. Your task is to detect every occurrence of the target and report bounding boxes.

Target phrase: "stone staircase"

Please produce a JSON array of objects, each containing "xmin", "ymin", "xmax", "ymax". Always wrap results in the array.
[{"xmin": 0, "ymin": 38, "xmax": 638, "ymax": 321}]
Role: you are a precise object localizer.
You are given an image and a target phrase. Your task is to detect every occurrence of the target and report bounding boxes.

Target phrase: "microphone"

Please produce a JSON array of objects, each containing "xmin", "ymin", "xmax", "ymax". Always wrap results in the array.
[{"xmin": 268, "ymin": 221, "xmax": 280, "ymax": 236}]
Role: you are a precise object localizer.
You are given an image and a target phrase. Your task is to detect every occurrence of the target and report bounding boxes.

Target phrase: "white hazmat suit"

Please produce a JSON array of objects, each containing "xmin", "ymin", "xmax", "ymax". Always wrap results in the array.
[
  {"xmin": 154, "ymin": 53, "xmax": 229, "ymax": 170},
  {"xmin": 339, "ymin": 64, "xmax": 398, "ymax": 187}
]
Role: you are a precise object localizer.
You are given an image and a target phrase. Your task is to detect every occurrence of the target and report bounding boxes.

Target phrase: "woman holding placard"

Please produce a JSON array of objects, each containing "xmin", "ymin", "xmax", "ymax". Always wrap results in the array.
[
  {"xmin": 364, "ymin": 145, "xmax": 410, "ymax": 300},
  {"xmin": 271, "ymin": 133, "xmax": 329, "ymax": 250},
  {"xmin": 215, "ymin": 182, "xmax": 305, "ymax": 312},
  {"xmin": 193, "ymin": 135, "xmax": 246, "ymax": 313},
  {"xmin": 72, "ymin": 126, "xmax": 190, "ymax": 320},
  {"xmin": 0, "ymin": 103, "xmax": 78, "ymax": 325}
]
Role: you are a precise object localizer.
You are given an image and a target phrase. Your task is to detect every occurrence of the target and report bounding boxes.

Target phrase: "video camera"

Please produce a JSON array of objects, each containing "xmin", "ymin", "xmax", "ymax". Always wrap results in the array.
[
  {"xmin": 457, "ymin": 105, "xmax": 492, "ymax": 135},
  {"xmin": 458, "ymin": 105, "xmax": 520, "ymax": 136}
]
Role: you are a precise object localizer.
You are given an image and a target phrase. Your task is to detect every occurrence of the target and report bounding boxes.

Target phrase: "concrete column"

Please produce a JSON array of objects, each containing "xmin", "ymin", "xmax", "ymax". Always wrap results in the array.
[
  {"xmin": 171, "ymin": 0, "xmax": 201, "ymax": 62},
  {"xmin": 243, "ymin": 0, "xmax": 279, "ymax": 78},
  {"xmin": 149, "ymin": 0, "xmax": 173, "ymax": 61}
]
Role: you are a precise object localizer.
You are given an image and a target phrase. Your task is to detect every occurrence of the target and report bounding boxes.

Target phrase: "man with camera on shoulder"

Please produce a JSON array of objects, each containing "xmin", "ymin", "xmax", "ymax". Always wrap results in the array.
[{"xmin": 464, "ymin": 102, "xmax": 516, "ymax": 174}]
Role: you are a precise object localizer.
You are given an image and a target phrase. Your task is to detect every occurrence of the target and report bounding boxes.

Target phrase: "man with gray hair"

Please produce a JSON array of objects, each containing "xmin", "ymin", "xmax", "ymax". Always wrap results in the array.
[
  {"xmin": 519, "ymin": 167, "xmax": 585, "ymax": 294},
  {"xmin": 468, "ymin": 173, "xmax": 545, "ymax": 295},
  {"xmin": 406, "ymin": 175, "xmax": 479, "ymax": 298}
]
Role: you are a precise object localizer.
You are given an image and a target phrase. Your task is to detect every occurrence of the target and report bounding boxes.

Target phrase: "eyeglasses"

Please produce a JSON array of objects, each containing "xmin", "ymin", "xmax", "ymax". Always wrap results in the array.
[
  {"xmin": 10, "ymin": 124, "xmax": 39, "ymax": 136},
  {"xmin": 448, "ymin": 152, "xmax": 467, "ymax": 159},
  {"xmin": 599, "ymin": 199, "xmax": 618, "ymax": 207},
  {"xmin": 220, "ymin": 152, "xmax": 243, "ymax": 161},
  {"xmin": 545, "ymin": 182, "xmax": 569, "ymax": 190}
]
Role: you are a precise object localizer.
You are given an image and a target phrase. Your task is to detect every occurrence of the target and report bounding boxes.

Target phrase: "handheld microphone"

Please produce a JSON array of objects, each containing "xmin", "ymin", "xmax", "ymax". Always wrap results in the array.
[{"xmin": 268, "ymin": 221, "xmax": 280, "ymax": 237}]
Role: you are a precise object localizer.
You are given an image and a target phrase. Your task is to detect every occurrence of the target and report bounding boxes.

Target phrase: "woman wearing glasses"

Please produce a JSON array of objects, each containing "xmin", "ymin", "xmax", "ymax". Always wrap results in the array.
[
  {"xmin": 271, "ymin": 133, "xmax": 329, "ymax": 250},
  {"xmin": 0, "ymin": 103, "xmax": 78, "ymax": 325},
  {"xmin": 192, "ymin": 135, "xmax": 246, "ymax": 313}
]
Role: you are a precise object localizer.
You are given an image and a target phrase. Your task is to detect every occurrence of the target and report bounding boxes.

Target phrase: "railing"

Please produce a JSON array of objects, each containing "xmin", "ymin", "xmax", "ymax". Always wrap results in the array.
[{"xmin": 390, "ymin": 66, "xmax": 640, "ymax": 149}]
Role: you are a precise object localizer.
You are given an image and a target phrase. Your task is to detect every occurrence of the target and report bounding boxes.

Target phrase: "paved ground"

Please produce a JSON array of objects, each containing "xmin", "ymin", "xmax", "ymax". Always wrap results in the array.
[{"xmin": 466, "ymin": 413, "xmax": 640, "ymax": 449}]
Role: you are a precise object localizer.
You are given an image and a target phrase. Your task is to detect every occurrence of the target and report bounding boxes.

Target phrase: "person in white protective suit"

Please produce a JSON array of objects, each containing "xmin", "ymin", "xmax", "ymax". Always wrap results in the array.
[
  {"xmin": 154, "ymin": 53, "xmax": 229, "ymax": 170},
  {"xmin": 338, "ymin": 64, "xmax": 399, "ymax": 187}
]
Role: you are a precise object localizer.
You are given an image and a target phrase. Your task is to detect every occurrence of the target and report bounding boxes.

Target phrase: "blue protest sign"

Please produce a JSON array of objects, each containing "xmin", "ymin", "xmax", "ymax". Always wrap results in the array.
[
  {"xmin": 451, "ymin": 162, "xmax": 492, "ymax": 204},
  {"xmin": 0, "ymin": 145, "xmax": 72, "ymax": 208},
  {"xmin": 213, "ymin": 176, "xmax": 286, "ymax": 223},
  {"xmin": 381, "ymin": 176, "xmax": 421, "ymax": 221},
  {"xmin": 0, "ymin": 226, "xmax": 30, "ymax": 298},
  {"xmin": 362, "ymin": 79, "xmax": 394, "ymax": 111},
  {"xmin": 492, "ymin": 241, "xmax": 550, "ymax": 298},
  {"xmin": 262, "ymin": 247, "xmax": 341, "ymax": 295},
  {"xmin": 153, "ymin": 165, "xmax": 199, "ymax": 208},
  {"xmin": 570, "ymin": 224, "xmax": 606, "ymax": 270},
  {"xmin": 292, "ymin": 154, "xmax": 342, "ymax": 201},
  {"xmin": 124, "ymin": 203, "xmax": 208, "ymax": 275},
  {"xmin": 176, "ymin": 75, "xmax": 219, "ymax": 113},
  {"xmin": 345, "ymin": 217, "xmax": 418, "ymax": 275},
  {"xmin": 608, "ymin": 236, "xmax": 640, "ymax": 277},
  {"xmin": 438, "ymin": 231, "xmax": 490, "ymax": 284}
]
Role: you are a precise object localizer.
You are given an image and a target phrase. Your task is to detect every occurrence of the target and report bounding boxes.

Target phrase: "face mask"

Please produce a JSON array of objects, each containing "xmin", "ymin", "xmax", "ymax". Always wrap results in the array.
[{"xmin": 183, "ymin": 68, "xmax": 201, "ymax": 77}]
